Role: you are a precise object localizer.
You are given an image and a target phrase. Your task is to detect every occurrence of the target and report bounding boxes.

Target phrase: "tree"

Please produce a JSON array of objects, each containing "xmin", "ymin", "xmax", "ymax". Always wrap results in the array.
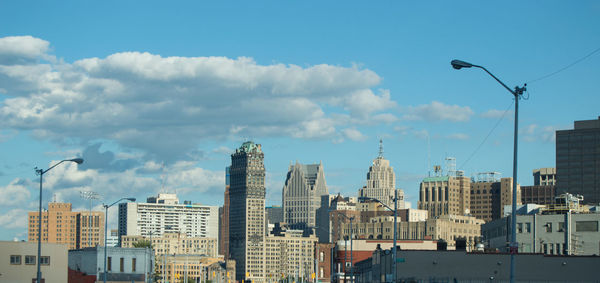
[{"xmin": 132, "ymin": 239, "xmax": 152, "ymax": 248}]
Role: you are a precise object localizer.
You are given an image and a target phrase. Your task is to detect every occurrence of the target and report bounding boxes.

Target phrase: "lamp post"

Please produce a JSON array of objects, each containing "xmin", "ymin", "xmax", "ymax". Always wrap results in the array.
[
  {"xmin": 103, "ymin": 197, "xmax": 136, "ymax": 283},
  {"xmin": 451, "ymin": 59, "xmax": 526, "ymax": 283},
  {"xmin": 34, "ymin": 158, "xmax": 83, "ymax": 283},
  {"xmin": 338, "ymin": 214, "xmax": 354, "ymax": 283},
  {"xmin": 359, "ymin": 190, "xmax": 399, "ymax": 283}
]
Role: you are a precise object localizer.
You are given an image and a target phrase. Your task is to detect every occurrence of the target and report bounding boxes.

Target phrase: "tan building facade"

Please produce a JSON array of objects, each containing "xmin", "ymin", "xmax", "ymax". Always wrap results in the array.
[
  {"xmin": 121, "ymin": 233, "xmax": 218, "ymax": 257},
  {"xmin": 418, "ymin": 175, "xmax": 471, "ymax": 218},
  {"xmin": 28, "ymin": 202, "xmax": 104, "ymax": 250},
  {"xmin": 470, "ymin": 177, "xmax": 521, "ymax": 222},
  {"xmin": 341, "ymin": 215, "xmax": 483, "ymax": 249},
  {"xmin": 1, "ymin": 241, "xmax": 68, "ymax": 283},
  {"xmin": 264, "ymin": 233, "xmax": 318, "ymax": 281}
]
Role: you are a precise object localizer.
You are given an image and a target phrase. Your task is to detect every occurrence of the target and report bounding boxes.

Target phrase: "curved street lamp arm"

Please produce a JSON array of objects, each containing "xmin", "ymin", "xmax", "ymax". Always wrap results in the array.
[
  {"xmin": 473, "ymin": 65, "xmax": 518, "ymax": 96},
  {"xmin": 359, "ymin": 196, "xmax": 393, "ymax": 211}
]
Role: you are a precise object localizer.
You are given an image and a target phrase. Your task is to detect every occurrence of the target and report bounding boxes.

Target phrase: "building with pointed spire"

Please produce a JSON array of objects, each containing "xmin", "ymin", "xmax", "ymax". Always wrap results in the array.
[
  {"xmin": 282, "ymin": 161, "xmax": 329, "ymax": 232},
  {"xmin": 358, "ymin": 139, "xmax": 405, "ymax": 208}
]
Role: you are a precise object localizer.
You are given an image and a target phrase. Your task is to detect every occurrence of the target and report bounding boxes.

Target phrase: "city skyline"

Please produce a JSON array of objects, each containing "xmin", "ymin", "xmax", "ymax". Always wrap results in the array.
[{"xmin": 1, "ymin": 1, "xmax": 600, "ymax": 242}]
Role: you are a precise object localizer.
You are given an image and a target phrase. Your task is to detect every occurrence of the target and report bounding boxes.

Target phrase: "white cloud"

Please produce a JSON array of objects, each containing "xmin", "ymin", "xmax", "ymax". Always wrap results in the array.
[
  {"xmin": 342, "ymin": 128, "xmax": 367, "ymax": 141},
  {"xmin": 0, "ymin": 36, "xmax": 51, "ymax": 65},
  {"xmin": 402, "ymin": 101, "xmax": 473, "ymax": 122},
  {"xmin": 0, "ymin": 208, "xmax": 28, "ymax": 229},
  {"xmin": 480, "ymin": 109, "xmax": 512, "ymax": 119},
  {"xmin": 446, "ymin": 133, "xmax": 469, "ymax": 140},
  {"xmin": 0, "ymin": 36, "xmax": 396, "ymax": 161},
  {"xmin": 0, "ymin": 178, "xmax": 31, "ymax": 206}
]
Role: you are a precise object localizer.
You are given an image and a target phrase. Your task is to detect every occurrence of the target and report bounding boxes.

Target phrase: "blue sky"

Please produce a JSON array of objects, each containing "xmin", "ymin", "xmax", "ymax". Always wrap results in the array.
[{"xmin": 1, "ymin": 1, "xmax": 599, "ymax": 240}]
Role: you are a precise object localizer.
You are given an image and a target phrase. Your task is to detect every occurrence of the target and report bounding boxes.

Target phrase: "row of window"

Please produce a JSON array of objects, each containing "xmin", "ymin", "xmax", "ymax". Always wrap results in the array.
[
  {"xmin": 106, "ymin": 257, "xmax": 137, "ymax": 272},
  {"xmin": 10, "ymin": 255, "xmax": 50, "ymax": 265}
]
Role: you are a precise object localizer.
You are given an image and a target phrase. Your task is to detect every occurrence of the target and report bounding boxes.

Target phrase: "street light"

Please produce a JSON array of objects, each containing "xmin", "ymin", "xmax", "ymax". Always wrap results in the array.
[
  {"xmin": 337, "ymin": 213, "xmax": 354, "ymax": 283},
  {"xmin": 359, "ymin": 190, "xmax": 399, "ymax": 283},
  {"xmin": 451, "ymin": 59, "xmax": 526, "ymax": 283},
  {"xmin": 103, "ymin": 197, "xmax": 136, "ymax": 283},
  {"xmin": 34, "ymin": 158, "xmax": 83, "ymax": 283}
]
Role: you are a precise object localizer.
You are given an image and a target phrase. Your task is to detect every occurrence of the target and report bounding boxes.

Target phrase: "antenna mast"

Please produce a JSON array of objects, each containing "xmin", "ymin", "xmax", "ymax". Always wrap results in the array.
[{"xmin": 378, "ymin": 139, "xmax": 384, "ymax": 158}]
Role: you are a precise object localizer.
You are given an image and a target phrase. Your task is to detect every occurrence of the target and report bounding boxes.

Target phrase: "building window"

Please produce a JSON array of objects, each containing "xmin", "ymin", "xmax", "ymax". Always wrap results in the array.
[
  {"xmin": 545, "ymin": 223, "xmax": 552, "ymax": 232},
  {"xmin": 107, "ymin": 257, "xmax": 112, "ymax": 271},
  {"xmin": 10, "ymin": 255, "xmax": 21, "ymax": 265},
  {"xmin": 40, "ymin": 256, "xmax": 50, "ymax": 265},
  {"xmin": 25, "ymin": 255, "xmax": 36, "ymax": 265},
  {"xmin": 120, "ymin": 257, "xmax": 124, "ymax": 272},
  {"xmin": 132, "ymin": 258, "xmax": 137, "ymax": 272},
  {"xmin": 517, "ymin": 223, "xmax": 523, "ymax": 233},
  {"xmin": 576, "ymin": 221, "xmax": 599, "ymax": 232},
  {"xmin": 525, "ymin": 223, "xmax": 531, "ymax": 233}
]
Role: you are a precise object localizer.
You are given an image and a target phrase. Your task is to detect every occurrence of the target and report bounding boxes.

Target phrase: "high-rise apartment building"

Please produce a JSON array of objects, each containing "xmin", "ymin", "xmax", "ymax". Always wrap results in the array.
[
  {"xmin": 522, "ymin": 168, "xmax": 557, "ymax": 205},
  {"xmin": 533, "ymin": 168, "xmax": 556, "ymax": 186},
  {"xmin": 358, "ymin": 140, "xmax": 405, "ymax": 208},
  {"xmin": 28, "ymin": 202, "xmax": 104, "ymax": 250},
  {"xmin": 556, "ymin": 117, "xmax": 600, "ymax": 204},
  {"xmin": 122, "ymin": 232, "xmax": 218, "ymax": 257},
  {"xmin": 470, "ymin": 176, "xmax": 521, "ymax": 222},
  {"xmin": 418, "ymin": 174, "xmax": 471, "ymax": 218},
  {"xmin": 220, "ymin": 166, "xmax": 230, "ymax": 258},
  {"xmin": 282, "ymin": 162, "xmax": 328, "ymax": 231},
  {"xmin": 118, "ymin": 194, "xmax": 219, "ymax": 246},
  {"xmin": 264, "ymin": 230, "xmax": 317, "ymax": 281},
  {"xmin": 229, "ymin": 141, "xmax": 266, "ymax": 282}
]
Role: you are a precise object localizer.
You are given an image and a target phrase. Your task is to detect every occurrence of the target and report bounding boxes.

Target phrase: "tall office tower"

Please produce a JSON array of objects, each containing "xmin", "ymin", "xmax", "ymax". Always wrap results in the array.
[
  {"xmin": 229, "ymin": 141, "xmax": 266, "ymax": 282},
  {"xmin": 266, "ymin": 205, "xmax": 283, "ymax": 225},
  {"xmin": 282, "ymin": 161, "xmax": 328, "ymax": 231},
  {"xmin": 220, "ymin": 166, "xmax": 231, "ymax": 258},
  {"xmin": 358, "ymin": 140, "xmax": 405, "ymax": 208},
  {"xmin": 28, "ymin": 202, "xmax": 104, "ymax": 250},
  {"xmin": 118, "ymin": 193, "xmax": 219, "ymax": 246},
  {"xmin": 533, "ymin": 168, "xmax": 557, "ymax": 186},
  {"xmin": 418, "ymin": 170, "xmax": 471, "ymax": 218},
  {"xmin": 470, "ymin": 174, "xmax": 521, "ymax": 222},
  {"xmin": 556, "ymin": 117, "xmax": 600, "ymax": 204}
]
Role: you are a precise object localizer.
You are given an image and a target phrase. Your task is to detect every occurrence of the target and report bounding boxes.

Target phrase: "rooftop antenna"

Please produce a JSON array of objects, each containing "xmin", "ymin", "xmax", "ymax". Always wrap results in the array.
[
  {"xmin": 427, "ymin": 133, "xmax": 431, "ymax": 177},
  {"xmin": 378, "ymin": 138, "xmax": 384, "ymax": 158}
]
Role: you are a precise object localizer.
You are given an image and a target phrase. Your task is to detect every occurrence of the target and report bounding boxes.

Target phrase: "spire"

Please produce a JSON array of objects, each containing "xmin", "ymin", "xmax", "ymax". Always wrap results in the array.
[{"xmin": 378, "ymin": 138, "xmax": 384, "ymax": 158}]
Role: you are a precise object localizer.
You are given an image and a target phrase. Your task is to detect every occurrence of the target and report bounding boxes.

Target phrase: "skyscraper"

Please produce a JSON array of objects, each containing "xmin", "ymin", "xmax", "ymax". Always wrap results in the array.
[
  {"xmin": 282, "ymin": 161, "xmax": 328, "ymax": 231},
  {"xmin": 556, "ymin": 117, "xmax": 600, "ymax": 204},
  {"xmin": 220, "ymin": 166, "xmax": 230, "ymax": 258},
  {"xmin": 418, "ymin": 169, "xmax": 471, "ymax": 219},
  {"xmin": 229, "ymin": 141, "xmax": 266, "ymax": 282},
  {"xmin": 358, "ymin": 140, "xmax": 405, "ymax": 208}
]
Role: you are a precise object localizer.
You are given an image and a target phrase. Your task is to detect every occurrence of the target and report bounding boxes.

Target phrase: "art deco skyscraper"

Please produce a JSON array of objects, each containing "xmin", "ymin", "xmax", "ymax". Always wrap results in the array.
[
  {"xmin": 228, "ymin": 141, "xmax": 266, "ymax": 282},
  {"xmin": 282, "ymin": 161, "xmax": 328, "ymax": 231},
  {"xmin": 359, "ymin": 140, "xmax": 404, "ymax": 208}
]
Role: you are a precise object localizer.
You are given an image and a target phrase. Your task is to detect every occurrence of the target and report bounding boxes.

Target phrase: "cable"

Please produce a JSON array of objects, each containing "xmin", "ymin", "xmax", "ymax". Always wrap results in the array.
[
  {"xmin": 459, "ymin": 100, "xmax": 514, "ymax": 170},
  {"xmin": 527, "ymin": 46, "xmax": 600, "ymax": 84}
]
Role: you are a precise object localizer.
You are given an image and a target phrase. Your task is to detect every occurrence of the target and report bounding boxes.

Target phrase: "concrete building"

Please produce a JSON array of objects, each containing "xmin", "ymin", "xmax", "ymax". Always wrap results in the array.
[
  {"xmin": 266, "ymin": 205, "xmax": 283, "ymax": 225},
  {"xmin": 106, "ymin": 229, "xmax": 119, "ymax": 247},
  {"xmin": 534, "ymin": 167, "xmax": 557, "ymax": 186},
  {"xmin": 358, "ymin": 140, "xmax": 405, "ymax": 209},
  {"xmin": 556, "ymin": 116, "xmax": 600, "ymax": 205},
  {"xmin": 341, "ymin": 215, "xmax": 483, "ymax": 249},
  {"xmin": 154, "ymin": 254, "xmax": 233, "ymax": 283},
  {"xmin": 28, "ymin": 202, "xmax": 104, "ymax": 250},
  {"xmin": 228, "ymin": 141, "xmax": 266, "ymax": 282},
  {"xmin": 418, "ymin": 174, "xmax": 471, "ymax": 218},
  {"xmin": 334, "ymin": 239, "xmax": 438, "ymax": 282},
  {"xmin": 483, "ymin": 210, "xmax": 600, "ymax": 255},
  {"xmin": 118, "ymin": 193, "xmax": 219, "ymax": 246},
  {"xmin": 354, "ymin": 249, "xmax": 600, "ymax": 283},
  {"xmin": 68, "ymin": 246, "xmax": 152, "ymax": 282},
  {"xmin": 121, "ymin": 232, "xmax": 218, "ymax": 257},
  {"xmin": 1, "ymin": 241, "xmax": 68, "ymax": 283},
  {"xmin": 470, "ymin": 175, "xmax": 521, "ymax": 222},
  {"xmin": 521, "ymin": 185, "xmax": 556, "ymax": 206},
  {"xmin": 283, "ymin": 162, "xmax": 329, "ymax": 231},
  {"xmin": 264, "ymin": 230, "xmax": 318, "ymax": 282},
  {"xmin": 220, "ymin": 166, "xmax": 230, "ymax": 258},
  {"xmin": 316, "ymin": 194, "xmax": 337, "ymax": 243}
]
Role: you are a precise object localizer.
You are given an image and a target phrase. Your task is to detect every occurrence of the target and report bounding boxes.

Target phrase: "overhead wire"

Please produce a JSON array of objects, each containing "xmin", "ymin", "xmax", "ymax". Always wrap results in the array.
[
  {"xmin": 526, "ymin": 46, "xmax": 600, "ymax": 84},
  {"xmin": 459, "ymin": 100, "xmax": 514, "ymax": 170}
]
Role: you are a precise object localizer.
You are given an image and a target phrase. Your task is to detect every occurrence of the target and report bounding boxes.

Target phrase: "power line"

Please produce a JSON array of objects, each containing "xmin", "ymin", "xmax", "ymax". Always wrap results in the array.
[
  {"xmin": 459, "ymin": 100, "xmax": 514, "ymax": 170},
  {"xmin": 527, "ymin": 46, "xmax": 600, "ymax": 84}
]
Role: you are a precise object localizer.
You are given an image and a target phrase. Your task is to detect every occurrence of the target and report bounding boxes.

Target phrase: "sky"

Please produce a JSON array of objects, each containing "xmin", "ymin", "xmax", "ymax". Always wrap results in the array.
[{"xmin": 1, "ymin": 1, "xmax": 599, "ymax": 241}]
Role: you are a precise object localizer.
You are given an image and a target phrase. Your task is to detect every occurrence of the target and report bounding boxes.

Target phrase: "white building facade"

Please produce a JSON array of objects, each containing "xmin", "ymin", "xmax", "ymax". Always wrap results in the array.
[
  {"xmin": 282, "ymin": 161, "xmax": 329, "ymax": 231},
  {"xmin": 358, "ymin": 140, "xmax": 406, "ymax": 209},
  {"xmin": 118, "ymin": 194, "xmax": 219, "ymax": 246}
]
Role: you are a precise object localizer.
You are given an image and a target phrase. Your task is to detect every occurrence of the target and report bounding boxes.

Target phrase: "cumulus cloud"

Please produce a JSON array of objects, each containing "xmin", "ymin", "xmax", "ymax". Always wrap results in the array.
[
  {"xmin": 0, "ymin": 36, "xmax": 398, "ymax": 162},
  {"xmin": 402, "ymin": 101, "xmax": 473, "ymax": 122},
  {"xmin": 480, "ymin": 108, "xmax": 512, "ymax": 119},
  {"xmin": 522, "ymin": 124, "xmax": 557, "ymax": 143},
  {"xmin": 0, "ymin": 178, "xmax": 31, "ymax": 206},
  {"xmin": 342, "ymin": 128, "xmax": 367, "ymax": 141},
  {"xmin": 0, "ymin": 208, "xmax": 28, "ymax": 229}
]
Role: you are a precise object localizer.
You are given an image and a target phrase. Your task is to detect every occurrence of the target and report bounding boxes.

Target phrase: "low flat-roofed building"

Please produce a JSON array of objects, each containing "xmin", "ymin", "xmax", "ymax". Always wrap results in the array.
[
  {"xmin": 0, "ymin": 241, "xmax": 68, "ymax": 283},
  {"xmin": 68, "ymin": 246, "xmax": 152, "ymax": 282}
]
